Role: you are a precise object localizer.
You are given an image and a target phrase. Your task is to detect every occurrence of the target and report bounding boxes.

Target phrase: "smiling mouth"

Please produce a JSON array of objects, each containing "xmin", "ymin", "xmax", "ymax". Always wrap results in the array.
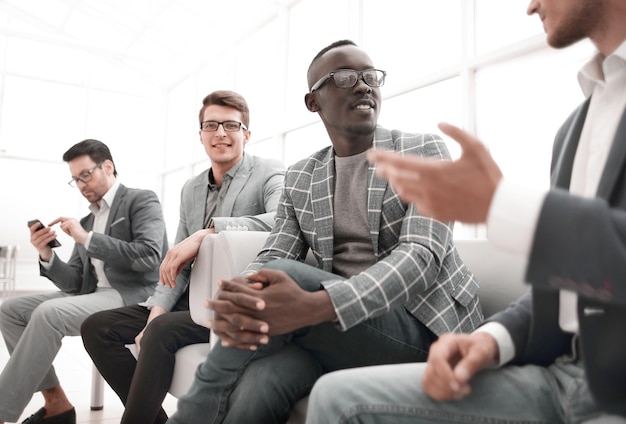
[{"xmin": 352, "ymin": 99, "xmax": 376, "ymax": 111}]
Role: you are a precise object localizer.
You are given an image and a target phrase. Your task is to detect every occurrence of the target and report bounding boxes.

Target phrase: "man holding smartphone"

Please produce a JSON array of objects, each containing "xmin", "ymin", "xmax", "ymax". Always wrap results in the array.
[
  {"xmin": 0, "ymin": 139, "xmax": 167, "ymax": 424},
  {"xmin": 26, "ymin": 220, "xmax": 61, "ymax": 248}
]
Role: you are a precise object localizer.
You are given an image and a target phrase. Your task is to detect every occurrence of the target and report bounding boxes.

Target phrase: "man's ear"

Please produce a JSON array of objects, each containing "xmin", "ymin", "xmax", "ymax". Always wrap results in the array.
[
  {"xmin": 102, "ymin": 159, "xmax": 115, "ymax": 175},
  {"xmin": 243, "ymin": 129, "xmax": 251, "ymax": 146},
  {"xmin": 304, "ymin": 93, "xmax": 319, "ymax": 112}
]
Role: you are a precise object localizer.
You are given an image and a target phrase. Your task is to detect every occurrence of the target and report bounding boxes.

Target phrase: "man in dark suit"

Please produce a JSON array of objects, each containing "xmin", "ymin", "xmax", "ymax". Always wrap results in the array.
[
  {"xmin": 0, "ymin": 139, "xmax": 167, "ymax": 424},
  {"xmin": 167, "ymin": 40, "xmax": 483, "ymax": 424},
  {"xmin": 81, "ymin": 90, "xmax": 285, "ymax": 424},
  {"xmin": 305, "ymin": 0, "xmax": 626, "ymax": 423}
]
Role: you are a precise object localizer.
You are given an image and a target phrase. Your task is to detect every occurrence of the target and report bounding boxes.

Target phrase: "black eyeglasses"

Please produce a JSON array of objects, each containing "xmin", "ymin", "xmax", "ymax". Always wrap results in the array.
[
  {"xmin": 310, "ymin": 68, "xmax": 386, "ymax": 92},
  {"xmin": 68, "ymin": 163, "xmax": 102, "ymax": 187},
  {"xmin": 200, "ymin": 121, "xmax": 248, "ymax": 132}
]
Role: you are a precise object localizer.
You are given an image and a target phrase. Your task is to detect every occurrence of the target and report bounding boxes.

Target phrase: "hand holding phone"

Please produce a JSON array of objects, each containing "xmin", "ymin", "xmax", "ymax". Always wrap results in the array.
[{"xmin": 27, "ymin": 219, "xmax": 62, "ymax": 248}]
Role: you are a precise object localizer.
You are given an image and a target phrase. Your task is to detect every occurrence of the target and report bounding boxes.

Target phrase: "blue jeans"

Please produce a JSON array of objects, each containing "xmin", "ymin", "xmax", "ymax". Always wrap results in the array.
[
  {"xmin": 306, "ymin": 361, "xmax": 626, "ymax": 424},
  {"xmin": 167, "ymin": 259, "xmax": 436, "ymax": 424}
]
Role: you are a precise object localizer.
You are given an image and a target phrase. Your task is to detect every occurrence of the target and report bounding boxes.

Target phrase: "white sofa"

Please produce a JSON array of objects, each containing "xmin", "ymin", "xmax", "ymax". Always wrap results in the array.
[{"xmin": 91, "ymin": 232, "xmax": 530, "ymax": 422}]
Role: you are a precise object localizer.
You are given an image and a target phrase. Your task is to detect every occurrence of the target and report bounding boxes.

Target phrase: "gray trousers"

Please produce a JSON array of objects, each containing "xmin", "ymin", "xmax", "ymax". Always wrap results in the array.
[{"xmin": 0, "ymin": 288, "xmax": 124, "ymax": 422}]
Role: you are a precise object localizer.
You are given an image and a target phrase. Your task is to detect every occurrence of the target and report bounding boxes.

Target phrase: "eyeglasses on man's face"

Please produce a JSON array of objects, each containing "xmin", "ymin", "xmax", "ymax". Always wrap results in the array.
[
  {"xmin": 68, "ymin": 163, "xmax": 102, "ymax": 187},
  {"xmin": 310, "ymin": 68, "xmax": 386, "ymax": 92},
  {"xmin": 200, "ymin": 120, "xmax": 248, "ymax": 132}
]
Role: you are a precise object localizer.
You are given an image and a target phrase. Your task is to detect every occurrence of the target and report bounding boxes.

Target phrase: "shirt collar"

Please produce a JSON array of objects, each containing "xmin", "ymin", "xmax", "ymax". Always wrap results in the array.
[
  {"xmin": 578, "ymin": 39, "xmax": 626, "ymax": 97},
  {"xmin": 207, "ymin": 155, "xmax": 245, "ymax": 188},
  {"xmin": 89, "ymin": 180, "xmax": 120, "ymax": 214},
  {"xmin": 224, "ymin": 156, "xmax": 243, "ymax": 181}
]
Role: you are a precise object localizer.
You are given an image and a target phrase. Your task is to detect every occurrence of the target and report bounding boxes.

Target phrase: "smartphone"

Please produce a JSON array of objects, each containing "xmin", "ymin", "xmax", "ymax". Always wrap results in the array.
[{"xmin": 27, "ymin": 219, "xmax": 62, "ymax": 248}]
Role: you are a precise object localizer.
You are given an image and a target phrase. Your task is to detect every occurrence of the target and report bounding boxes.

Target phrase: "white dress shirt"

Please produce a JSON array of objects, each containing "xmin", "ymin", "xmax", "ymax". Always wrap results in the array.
[{"xmin": 85, "ymin": 180, "xmax": 120, "ymax": 288}]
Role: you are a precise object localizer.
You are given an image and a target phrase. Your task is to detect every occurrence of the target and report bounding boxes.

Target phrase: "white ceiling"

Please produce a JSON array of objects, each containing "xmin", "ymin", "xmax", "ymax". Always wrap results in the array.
[{"xmin": 0, "ymin": 0, "xmax": 296, "ymax": 91}]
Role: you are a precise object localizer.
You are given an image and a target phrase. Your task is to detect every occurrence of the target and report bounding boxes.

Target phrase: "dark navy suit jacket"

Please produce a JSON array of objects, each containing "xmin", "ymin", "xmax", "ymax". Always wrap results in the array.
[{"xmin": 488, "ymin": 101, "xmax": 626, "ymax": 415}]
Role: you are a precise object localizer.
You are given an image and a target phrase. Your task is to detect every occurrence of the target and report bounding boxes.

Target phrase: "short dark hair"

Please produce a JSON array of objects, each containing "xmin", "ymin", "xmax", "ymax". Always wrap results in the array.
[
  {"xmin": 307, "ymin": 40, "xmax": 358, "ymax": 89},
  {"xmin": 62, "ymin": 139, "xmax": 117, "ymax": 177},
  {"xmin": 198, "ymin": 90, "xmax": 250, "ymax": 129}
]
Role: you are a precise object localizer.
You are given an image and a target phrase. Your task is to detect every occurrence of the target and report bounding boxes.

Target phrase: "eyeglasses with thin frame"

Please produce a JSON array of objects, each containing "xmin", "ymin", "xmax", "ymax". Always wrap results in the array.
[
  {"xmin": 310, "ymin": 68, "xmax": 386, "ymax": 92},
  {"xmin": 68, "ymin": 163, "xmax": 102, "ymax": 187},
  {"xmin": 200, "ymin": 121, "xmax": 248, "ymax": 132}
]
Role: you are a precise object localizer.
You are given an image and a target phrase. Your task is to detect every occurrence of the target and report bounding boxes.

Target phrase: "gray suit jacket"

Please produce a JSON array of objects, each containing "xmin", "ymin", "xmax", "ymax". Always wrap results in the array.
[
  {"xmin": 490, "ymin": 101, "xmax": 626, "ymax": 415},
  {"xmin": 40, "ymin": 184, "xmax": 168, "ymax": 305},
  {"xmin": 143, "ymin": 153, "xmax": 285, "ymax": 311},
  {"xmin": 246, "ymin": 126, "xmax": 483, "ymax": 335}
]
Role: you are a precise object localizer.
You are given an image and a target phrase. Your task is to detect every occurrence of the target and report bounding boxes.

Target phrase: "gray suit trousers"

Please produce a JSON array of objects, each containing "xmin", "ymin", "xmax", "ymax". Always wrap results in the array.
[{"xmin": 0, "ymin": 288, "xmax": 123, "ymax": 422}]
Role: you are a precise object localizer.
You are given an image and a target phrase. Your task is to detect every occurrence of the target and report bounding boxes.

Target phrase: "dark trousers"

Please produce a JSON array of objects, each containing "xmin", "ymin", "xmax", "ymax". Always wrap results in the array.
[
  {"xmin": 168, "ymin": 259, "xmax": 437, "ymax": 424},
  {"xmin": 81, "ymin": 304, "xmax": 210, "ymax": 424}
]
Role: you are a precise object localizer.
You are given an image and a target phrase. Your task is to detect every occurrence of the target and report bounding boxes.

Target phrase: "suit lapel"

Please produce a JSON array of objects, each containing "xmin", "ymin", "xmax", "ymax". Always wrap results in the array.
[
  {"xmin": 368, "ymin": 127, "xmax": 396, "ymax": 255},
  {"xmin": 311, "ymin": 149, "xmax": 335, "ymax": 262},
  {"xmin": 105, "ymin": 184, "xmax": 126, "ymax": 234},
  {"xmin": 220, "ymin": 154, "xmax": 252, "ymax": 217},
  {"xmin": 596, "ymin": 107, "xmax": 626, "ymax": 199},
  {"xmin": 193, "ymin": 170, "xmax": 210, "ymax": 230},
  {"xmin": 551, "ymin": 100, "xmax": 590, "ymax": 189},
  {"xmin": 83, "ymin": 215, "xmax": 95, "ymax": 231}
]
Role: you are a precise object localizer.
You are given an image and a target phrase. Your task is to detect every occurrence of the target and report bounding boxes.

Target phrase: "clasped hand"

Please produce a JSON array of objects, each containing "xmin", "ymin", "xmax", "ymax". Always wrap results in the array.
[{"xmin": 205, "ymin": 269, "xmax": 313, "ymax": 351}]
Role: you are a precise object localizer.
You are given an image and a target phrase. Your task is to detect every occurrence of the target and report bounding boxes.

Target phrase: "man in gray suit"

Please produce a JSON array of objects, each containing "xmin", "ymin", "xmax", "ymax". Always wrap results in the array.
[
  {"xmin": 81, "ymin": 90, "xmax": 285, "ymax": 424},
  {"xmin": 306, "ymin": 0, "xmax": 626, "ymax": 422},
  {"xmin": 167, "ymin": 40, "xmax": 483, "ymax": 424},
  {"xmin": 0, "ymin": 139, "xmax": 167, "ymax": 424}
]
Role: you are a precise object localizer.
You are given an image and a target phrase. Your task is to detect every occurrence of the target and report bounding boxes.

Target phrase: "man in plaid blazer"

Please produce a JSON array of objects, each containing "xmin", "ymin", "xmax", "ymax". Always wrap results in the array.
[
  {"xmin": 303, "ymin": 1, "xmax": 626, "ymax": 422},
  {"xmin": 167, "ymin": 40, "xmax": 484, "ymax": 424}
]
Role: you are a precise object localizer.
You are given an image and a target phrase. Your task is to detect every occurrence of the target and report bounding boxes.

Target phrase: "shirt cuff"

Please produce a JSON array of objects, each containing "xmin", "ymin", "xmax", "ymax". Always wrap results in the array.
[
  {"xmin": 39, "ymin": 251, "xmax": 56, "ymax": 269},
  {"xmin": 474, "ymin": 321, "xmax": 515, "ymax": 366},
  {"xmin": 84, "ymin": 230, "xmax": 94, "ymax": 249},
  {"xmin": 486, "ymin": 179, "xmax": 548, "ymax": 256}
]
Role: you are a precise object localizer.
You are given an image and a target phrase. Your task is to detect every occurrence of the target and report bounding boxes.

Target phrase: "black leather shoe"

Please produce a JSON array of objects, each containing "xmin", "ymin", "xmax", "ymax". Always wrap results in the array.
[
  {"xmin": 20, "ymin": 408, "xmax": 45, "ymax": 424},
  {"xmin": 21, "ymin": 407, "xmax": 76, "ymax": 424}
]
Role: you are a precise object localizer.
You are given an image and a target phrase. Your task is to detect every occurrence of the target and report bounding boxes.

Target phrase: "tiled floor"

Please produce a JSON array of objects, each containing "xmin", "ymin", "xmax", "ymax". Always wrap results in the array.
[{"xmin": 0, "ymin": 293, "xmax": 178, "ymax": 424}]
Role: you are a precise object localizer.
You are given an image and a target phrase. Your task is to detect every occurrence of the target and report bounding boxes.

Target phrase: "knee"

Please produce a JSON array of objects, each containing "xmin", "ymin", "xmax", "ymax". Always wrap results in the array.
[
  {"xmin": 143, "ymin": 313, "xmax": 173, "ymax": 338},
  {"xmin": 0, "ymin": 299, "xmax": 13, "ymax": 330},
  {"xmin": 306, "ymin": 372, "xmax": 355, "ymax": 424},
  {"xmin": 0, "ymin": 299, "xmax": 11, "ymax": 320},
  {"xmin": 141, "ymin": 314, "xmax": 174, "ymax": 349},
  {"xmin": 81, "ymin": 311, "xmax": 108, "ymax": 347},
  {"xmin": 261, "ymin": 258, "xmax": 299, "ymax": 272},
  {"xmin": 308, "ymin": 372, "xmax": 342, "ymax": 410},
  {"xmin": 0, "ymin": 296, "xmax": 20, "ymax": 320},
  {"xmin": 30, "ymin": 301, "xmax": 63, "ymax": 329},
  {"xmin": 261, "ymin": 259, "xmax": 328, "ymax": 292}
]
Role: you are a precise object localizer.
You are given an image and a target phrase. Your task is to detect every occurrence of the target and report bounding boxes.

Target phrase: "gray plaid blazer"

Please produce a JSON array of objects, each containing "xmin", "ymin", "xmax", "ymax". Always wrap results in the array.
[{"xmin": 246, "ymin": 126, "xmax": 483, "ymax": 335}]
